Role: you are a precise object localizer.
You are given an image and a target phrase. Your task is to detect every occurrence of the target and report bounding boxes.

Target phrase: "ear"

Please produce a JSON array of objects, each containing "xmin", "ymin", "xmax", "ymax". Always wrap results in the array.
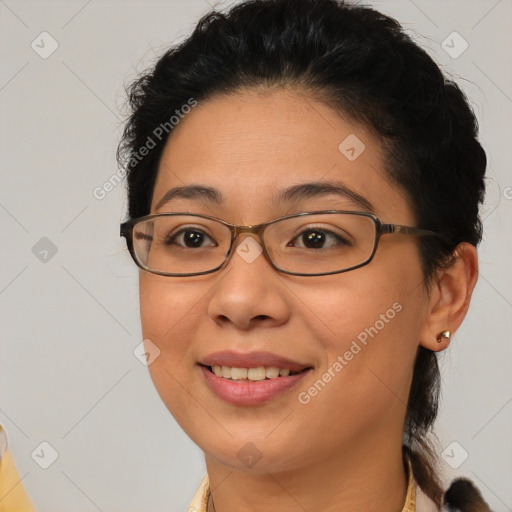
[{"xmin": 419, "ymin": 243, "xmax": 479, "ymax": 352}]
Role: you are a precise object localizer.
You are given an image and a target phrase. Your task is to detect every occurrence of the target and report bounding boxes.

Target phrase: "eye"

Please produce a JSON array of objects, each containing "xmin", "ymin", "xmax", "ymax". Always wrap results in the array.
[
  {"xmin": 166, "ymin": 227, "xmax": 217, "ymax": 249},
  {"xmin": 288, "ymin": 227, "xmax": 351, "ymax": 250}
]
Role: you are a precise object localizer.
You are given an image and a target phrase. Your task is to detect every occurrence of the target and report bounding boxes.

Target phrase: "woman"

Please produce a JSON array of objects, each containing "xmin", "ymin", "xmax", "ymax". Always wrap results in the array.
[{"xmin": 118, "ymin": 0, "xmax": 491, "ymax": 510}]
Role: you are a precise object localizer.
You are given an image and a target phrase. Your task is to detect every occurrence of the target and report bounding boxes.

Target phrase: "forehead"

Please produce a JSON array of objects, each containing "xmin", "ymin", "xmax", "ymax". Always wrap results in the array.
[{"xmin": 152, "ymin": 88, "xmax": 413, "ymax": 223}]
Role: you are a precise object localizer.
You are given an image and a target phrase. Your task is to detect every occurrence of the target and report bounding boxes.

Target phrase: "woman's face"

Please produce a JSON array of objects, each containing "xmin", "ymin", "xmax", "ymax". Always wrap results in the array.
[{"xmin": 139, "ymin": 88, "xmax": 430, "ymax": 472}]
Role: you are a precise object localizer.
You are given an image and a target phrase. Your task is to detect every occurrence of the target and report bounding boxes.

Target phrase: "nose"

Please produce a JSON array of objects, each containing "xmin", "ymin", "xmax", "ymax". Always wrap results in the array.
[{"xmin": 206, "ymin": 235, "xmax": 291, "ymax": 331}]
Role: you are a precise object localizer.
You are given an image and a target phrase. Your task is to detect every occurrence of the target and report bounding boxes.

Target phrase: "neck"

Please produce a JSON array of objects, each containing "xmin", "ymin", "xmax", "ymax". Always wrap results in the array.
[{"xmin": 205, "ymin": 436, "xmax": 408, "ymax": 512}]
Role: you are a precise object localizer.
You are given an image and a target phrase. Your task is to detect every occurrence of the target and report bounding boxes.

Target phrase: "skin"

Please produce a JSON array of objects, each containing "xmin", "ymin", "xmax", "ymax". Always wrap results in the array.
[{"xmin": 138, "ymin": 88, "xmax": 478, "ymax": 512}]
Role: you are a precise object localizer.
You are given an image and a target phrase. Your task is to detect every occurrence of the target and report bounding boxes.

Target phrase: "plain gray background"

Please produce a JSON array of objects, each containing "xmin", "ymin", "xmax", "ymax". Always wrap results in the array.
[{"xmin": 0, "ymin": 1, "xmax": 510, "ymax": 511}]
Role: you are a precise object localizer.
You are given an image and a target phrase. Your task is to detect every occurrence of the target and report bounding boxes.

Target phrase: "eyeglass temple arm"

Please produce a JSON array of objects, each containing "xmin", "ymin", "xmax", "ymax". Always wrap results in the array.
[
  {"xmin": 381, "ymin": 224, "xmax": 439, "ymax": 237},
  {"xmin": 120, "ymin": 222, "xmax": 132, "ymax": 238}
]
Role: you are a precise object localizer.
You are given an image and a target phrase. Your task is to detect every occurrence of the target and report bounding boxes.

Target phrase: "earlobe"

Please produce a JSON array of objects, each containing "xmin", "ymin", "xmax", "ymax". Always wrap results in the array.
[{"xmin": 419, "ymin": 243, "xmax": 479, "ymax": 352}]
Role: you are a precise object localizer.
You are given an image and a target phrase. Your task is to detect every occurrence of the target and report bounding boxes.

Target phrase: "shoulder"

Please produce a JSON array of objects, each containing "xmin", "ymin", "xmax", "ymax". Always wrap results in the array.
[{"xmin": 0, "ymin": 424, "xmax": 36, "ymax": 512}]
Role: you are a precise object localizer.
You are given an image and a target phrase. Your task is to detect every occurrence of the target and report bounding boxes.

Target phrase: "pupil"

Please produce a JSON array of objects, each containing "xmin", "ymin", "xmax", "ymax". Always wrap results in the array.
[
  {"xmin": 303, "ymin": 230, "xmax": 325, "ymax": 248},
  {"xmin": 184, "ymin": 230, "xmax": 204, "ymax": 247}
]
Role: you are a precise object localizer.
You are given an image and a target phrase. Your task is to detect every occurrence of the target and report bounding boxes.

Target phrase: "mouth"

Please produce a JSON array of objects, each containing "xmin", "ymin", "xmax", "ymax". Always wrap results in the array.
[
  {"xmin": 198, "ymin": 351, "xmax": 313, "ymax": 405},
  {"xmin": 202, "ymin": 364, "xmax": 304, "ymax": 381}
]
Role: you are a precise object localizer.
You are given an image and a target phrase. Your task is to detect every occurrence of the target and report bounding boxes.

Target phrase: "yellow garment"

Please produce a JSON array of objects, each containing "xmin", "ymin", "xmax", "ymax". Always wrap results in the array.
[
  {"xmin": 0, "ymin": 425, "xmax": 35, "ymax": 512},
  {"xmin": 188, "ymin": 462, "xmax": 418, "ymax": 512}
]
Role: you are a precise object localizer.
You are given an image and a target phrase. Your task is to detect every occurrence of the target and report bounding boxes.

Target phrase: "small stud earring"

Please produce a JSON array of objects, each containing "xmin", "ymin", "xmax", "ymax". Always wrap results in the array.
[{"xmin": 436, "ymin": 330, "xmax": 451, "ymax": 343}]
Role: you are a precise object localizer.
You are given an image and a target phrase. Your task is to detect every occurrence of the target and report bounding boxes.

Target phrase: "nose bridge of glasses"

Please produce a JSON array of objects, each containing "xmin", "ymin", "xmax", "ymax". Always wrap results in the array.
[{"xmin": 231, "ymin": 223, "xmax": 266, "ymax": 244}]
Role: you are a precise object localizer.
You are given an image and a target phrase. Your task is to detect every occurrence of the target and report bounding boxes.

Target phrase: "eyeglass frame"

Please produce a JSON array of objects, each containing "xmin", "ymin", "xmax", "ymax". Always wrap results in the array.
[{"xmin": 120, "ymin": 210, "xmax": 441, "ymax": 277}]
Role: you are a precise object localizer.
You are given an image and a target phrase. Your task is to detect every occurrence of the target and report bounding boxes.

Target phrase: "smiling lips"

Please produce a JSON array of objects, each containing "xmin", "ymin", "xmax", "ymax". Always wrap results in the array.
[{"xmin": 199, "ymin": 350, "xmax": 312, "ymax": 405}]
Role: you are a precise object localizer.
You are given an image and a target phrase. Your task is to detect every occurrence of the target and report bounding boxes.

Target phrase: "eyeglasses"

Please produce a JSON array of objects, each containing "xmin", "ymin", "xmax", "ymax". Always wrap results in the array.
[{"xmin": 120, "ymin": 211, "xmax": 440, "ymax": 277}]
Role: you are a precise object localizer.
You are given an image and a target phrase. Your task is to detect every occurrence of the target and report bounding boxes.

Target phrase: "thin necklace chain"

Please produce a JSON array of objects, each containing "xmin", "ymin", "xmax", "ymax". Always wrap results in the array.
[
  {"xmin": 208, "ymin": 493, "xmax": 414, "ymax": 512},
  {"xmin": 207, "ymin": 473, "xmax": 414, "ymax": 512}
]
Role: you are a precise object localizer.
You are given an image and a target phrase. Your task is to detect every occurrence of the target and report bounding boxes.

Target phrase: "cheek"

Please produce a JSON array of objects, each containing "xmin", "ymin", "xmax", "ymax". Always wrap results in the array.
[
  {"xmin": 295, "ymin": 259, "xmax": 425, "ymax": 422},
  {"xmin": 139, "ymin": 274, "xmax": 202, "ymax": 342},
  {"xmin": 296, "ymin": 261, "xmax": 423, "ymax": 356},
  {"xmin": 138, "ymin": 275, "xmax": 204, "ymax": 413}
]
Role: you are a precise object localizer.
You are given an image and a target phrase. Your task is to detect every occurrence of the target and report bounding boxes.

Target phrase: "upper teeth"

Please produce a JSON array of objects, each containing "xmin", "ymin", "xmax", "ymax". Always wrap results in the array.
[{"xmin": 211, "ymin": 365, "xmax": 292, "ymax": 381}]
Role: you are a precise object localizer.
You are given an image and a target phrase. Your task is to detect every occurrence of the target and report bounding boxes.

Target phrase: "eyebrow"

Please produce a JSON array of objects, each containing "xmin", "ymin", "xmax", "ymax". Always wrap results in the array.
[
  {"xmin": 273, "ymin": 181, "xmax": 374, "ymax": 212},
  {"xmin": 154, "ymin": 181, "xmax": 374, "ymax": 212},
  {"xmin": 155, "ymin": 185, "xmax": 223, "ymax": 210}
]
